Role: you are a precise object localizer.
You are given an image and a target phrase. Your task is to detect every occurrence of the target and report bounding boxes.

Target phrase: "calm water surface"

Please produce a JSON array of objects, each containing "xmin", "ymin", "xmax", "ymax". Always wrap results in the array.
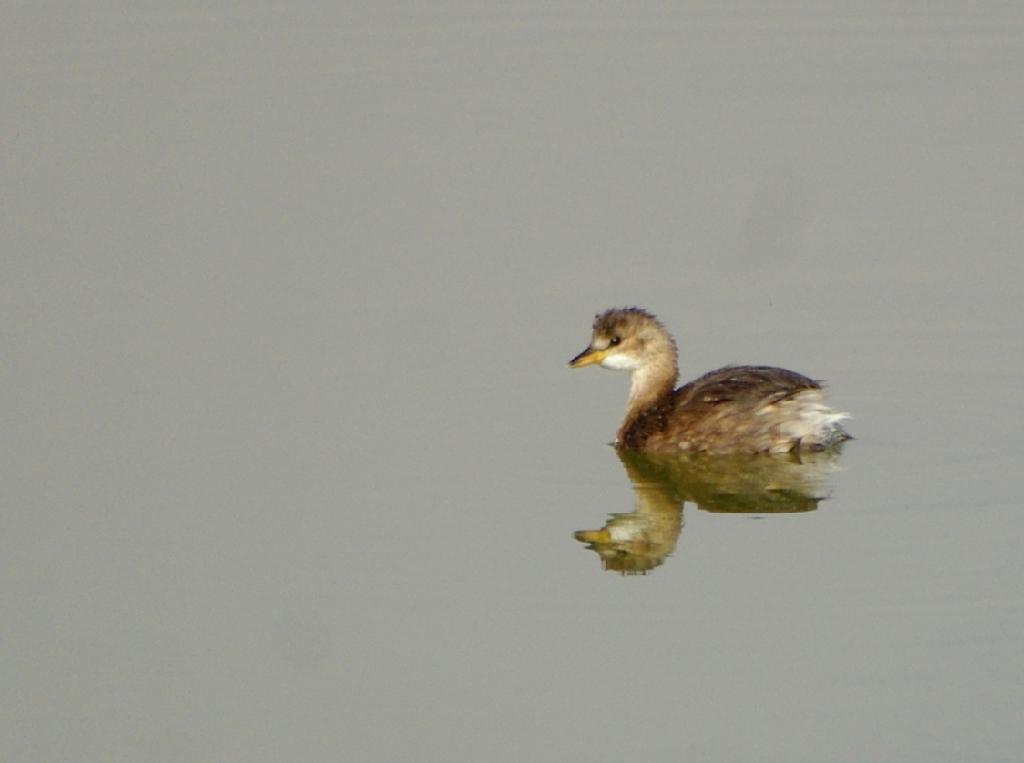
[{"xmin": 4, "ymin": 4, "xmax": 1023, "ymax": 761}]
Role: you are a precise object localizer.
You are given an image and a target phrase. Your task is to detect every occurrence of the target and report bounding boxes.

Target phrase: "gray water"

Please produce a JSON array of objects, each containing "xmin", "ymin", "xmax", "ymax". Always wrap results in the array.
[{"xmin": 4, "ymin": 5, "xmax": 1023, "ymax": 761}]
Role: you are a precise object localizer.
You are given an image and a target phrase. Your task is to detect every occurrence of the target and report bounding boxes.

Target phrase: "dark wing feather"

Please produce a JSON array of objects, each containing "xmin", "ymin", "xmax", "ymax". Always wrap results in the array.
[
  {"xmin": 674, "ymin": 365, "xmax": 819, "ymax": 408},
  {"xmin": 621, "ymin": 365, "xmax": 821, "ymax": 452}
]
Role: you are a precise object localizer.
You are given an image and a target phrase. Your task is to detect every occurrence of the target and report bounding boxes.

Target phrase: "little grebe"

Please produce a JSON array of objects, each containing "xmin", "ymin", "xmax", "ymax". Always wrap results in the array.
[{"xmin": 569, "ymin": 307, "xmax": 850, "ymax": 454}]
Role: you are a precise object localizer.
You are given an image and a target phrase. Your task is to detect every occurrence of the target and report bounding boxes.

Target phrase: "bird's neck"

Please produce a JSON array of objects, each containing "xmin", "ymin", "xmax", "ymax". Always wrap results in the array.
[{"xmin": 617, "ymin": 355, "xmax": 678, "ymax": 443}]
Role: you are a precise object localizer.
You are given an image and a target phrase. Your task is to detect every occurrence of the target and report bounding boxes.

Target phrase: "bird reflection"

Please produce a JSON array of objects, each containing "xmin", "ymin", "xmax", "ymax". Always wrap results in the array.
[{"xmin": 574, "ymin": 447, "xmax": 845, "ymax": 574}]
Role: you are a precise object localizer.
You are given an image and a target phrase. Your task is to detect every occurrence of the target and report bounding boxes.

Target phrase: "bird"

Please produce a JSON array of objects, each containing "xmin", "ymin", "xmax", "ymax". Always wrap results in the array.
[{"xmin": 568, "ymin": 307, "xmax": 851, "ymax": 454}]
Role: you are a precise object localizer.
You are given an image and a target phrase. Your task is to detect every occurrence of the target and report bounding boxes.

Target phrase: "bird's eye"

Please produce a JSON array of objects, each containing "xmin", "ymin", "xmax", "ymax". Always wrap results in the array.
[{"xmin": 610, "ymin": 336, "xmax": 621, "ymax": 346}]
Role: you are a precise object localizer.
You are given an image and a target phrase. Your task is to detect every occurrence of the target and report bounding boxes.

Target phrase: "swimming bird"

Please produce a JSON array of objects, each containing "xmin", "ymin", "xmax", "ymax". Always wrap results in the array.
[{"xmin": 569, "ymin": 307, "xmax": 850, "ymax": 454}]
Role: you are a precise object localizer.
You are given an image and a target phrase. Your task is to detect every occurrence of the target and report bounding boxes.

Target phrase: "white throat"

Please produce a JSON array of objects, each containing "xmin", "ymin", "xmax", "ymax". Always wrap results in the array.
[{"xmin": 599, "ymin": 353, "xmax": 639, "ymax": 371}]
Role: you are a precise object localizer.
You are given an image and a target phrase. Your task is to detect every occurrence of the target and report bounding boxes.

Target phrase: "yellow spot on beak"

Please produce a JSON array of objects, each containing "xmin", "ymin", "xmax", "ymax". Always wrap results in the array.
[
  {"xmin": 574, "ymin": 529, "xmax": 611, "ymax": 544},
  {"xmin": 568, "ymin": 347, "xmax": 607, "ymax": 368}
]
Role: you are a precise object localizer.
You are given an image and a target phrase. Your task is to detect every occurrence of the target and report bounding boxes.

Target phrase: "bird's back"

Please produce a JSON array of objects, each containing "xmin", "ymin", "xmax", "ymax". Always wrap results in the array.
[{"xmin": 622, "ymin": 365, "xmax": 848, "ymax": 454}]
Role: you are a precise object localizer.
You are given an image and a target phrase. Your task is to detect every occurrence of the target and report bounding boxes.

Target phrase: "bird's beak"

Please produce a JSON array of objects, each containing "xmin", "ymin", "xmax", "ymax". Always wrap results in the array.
[
  {"xmin": 569, "ymin": 346, "xmax": 606, "ymax": 368},
  {"xmin": 574, "ymin": 529, "xmax": 611, "ymax": 544}
]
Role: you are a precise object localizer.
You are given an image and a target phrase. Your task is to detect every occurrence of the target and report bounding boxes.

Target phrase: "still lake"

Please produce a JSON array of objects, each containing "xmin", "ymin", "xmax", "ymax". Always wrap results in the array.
[{"xmin": 4, "ymin": 4, "xmax": 1023, "ymax": 761}]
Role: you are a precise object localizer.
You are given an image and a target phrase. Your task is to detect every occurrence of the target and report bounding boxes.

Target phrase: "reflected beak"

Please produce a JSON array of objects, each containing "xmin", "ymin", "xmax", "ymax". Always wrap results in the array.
[{"xmin": 569, "ymin": 346, "xmax": 606, "ymax": 368}]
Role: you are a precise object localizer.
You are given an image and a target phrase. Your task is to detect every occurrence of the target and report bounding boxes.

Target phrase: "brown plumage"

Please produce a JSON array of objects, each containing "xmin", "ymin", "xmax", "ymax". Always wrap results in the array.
[{"xmin": 569, "ymin": 307, "xmax": 851, "ymax": 454}]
